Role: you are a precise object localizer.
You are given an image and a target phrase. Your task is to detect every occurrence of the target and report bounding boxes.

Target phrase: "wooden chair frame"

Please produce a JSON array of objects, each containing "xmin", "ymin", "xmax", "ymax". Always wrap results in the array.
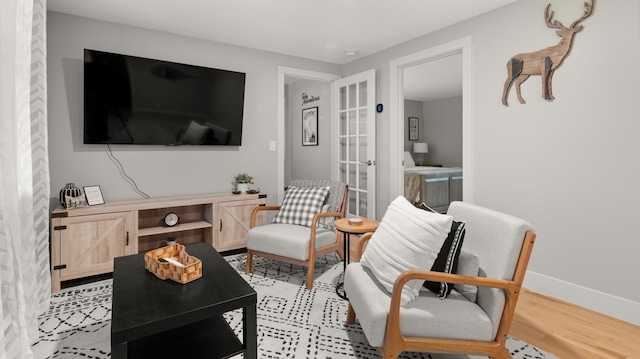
[
  {"xmin": 245, "ymin": 186, "xmax": 348, "ymax": 290},
  {"xmin": 347, "ymin": 230, "xmax": 537, "ymax": 359}
]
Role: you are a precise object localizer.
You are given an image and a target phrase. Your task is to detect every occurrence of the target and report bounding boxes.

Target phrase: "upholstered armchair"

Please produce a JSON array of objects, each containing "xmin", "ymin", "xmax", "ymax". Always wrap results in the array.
[
  {"xmin": 245, "ymin": 179, "xmax": 348, "ymax": 290},
  {"xmin": 344, "ymin": 200, "xmax": 536, "ymax": 359}
]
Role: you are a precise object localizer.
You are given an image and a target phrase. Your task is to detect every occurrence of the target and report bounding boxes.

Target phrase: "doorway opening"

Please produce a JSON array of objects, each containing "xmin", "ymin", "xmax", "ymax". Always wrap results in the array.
[
  {"xmin": 277, "ymin": 67, "xmax": 340, "ymax": 203},
  {"xmin": 389, "ymin": 37, "xmax": 474, "ymax": 206}
]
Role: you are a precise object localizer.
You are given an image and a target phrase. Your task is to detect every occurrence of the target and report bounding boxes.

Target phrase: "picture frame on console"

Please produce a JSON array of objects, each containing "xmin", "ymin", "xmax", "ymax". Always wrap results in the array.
[
  {"xmin": 83, "ymin": 185, "xmax": 105, "ymax": 206},
  {"xmin": 302, "ymin": 107, "xmax": 318, "ymax": 146}
]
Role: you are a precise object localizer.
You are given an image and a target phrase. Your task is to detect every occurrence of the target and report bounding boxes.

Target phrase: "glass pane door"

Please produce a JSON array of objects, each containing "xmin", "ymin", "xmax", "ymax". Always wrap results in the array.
[{"xmin": 333, "ymin": 70, "xmax": 375, "ymax": 218}]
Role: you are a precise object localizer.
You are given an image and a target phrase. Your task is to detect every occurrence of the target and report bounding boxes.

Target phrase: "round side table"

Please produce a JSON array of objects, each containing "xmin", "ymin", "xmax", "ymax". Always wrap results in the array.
[{"xmin": 334, "ymin": 217, "xmax": 378, "ymax": 300}]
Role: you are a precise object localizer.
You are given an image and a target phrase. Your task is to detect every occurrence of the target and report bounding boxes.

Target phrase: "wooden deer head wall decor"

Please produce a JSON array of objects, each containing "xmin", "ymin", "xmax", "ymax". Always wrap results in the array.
[{"xmin": 501, "ymin": 0, "xmax": 595, "ymax": 106}]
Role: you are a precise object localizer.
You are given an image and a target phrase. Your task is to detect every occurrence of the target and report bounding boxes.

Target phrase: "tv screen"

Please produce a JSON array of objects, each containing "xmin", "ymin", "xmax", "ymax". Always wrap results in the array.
[{"xmin": 84, "ymin": 49, "xmax": 246, "ymax": 146}]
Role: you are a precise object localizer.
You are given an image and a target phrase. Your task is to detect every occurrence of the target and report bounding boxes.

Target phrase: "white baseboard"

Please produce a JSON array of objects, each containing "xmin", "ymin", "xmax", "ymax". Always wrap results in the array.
[{"xmin": 523, "ymin": 270, "xmax": 640, "ymax": 327}]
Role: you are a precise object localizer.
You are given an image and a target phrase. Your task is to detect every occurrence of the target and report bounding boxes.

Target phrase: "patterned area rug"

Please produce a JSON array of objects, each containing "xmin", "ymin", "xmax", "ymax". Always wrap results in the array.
[{"xmin": 32, "ymin": 253, "xmax": 556, "ymax": 359}]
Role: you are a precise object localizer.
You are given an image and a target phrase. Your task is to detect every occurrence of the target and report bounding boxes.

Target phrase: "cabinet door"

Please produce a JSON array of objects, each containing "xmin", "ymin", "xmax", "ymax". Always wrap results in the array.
[
  {"xmin": 58, "ymin": 212, "xmax": 133, "ymax": 280},
  {"xmin": 217, "ymin": 199, "xmax": 265, "ymax": 252}
]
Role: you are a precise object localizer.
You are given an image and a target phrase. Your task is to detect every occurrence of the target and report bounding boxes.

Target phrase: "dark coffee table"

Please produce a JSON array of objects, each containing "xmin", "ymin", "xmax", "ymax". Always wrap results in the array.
[{"xmin": 111, "ymin": 243, "xmax": 257, "ymax": 359}]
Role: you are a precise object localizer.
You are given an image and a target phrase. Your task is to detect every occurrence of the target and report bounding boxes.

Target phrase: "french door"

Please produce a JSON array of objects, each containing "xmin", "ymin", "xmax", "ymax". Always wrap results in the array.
[{"xmin": 332, "ymin": 70, "xmax": 376, "ymax": 218}]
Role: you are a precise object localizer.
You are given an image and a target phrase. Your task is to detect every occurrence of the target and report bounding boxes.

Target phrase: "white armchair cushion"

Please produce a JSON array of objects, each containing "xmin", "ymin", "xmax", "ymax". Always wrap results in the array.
[
  {"xmin": 247, "ymin": 224, "xmax": 336, "ymax": 261},
  {"xmin": 344, "ymin": 262, "xmax": 493, "ymax": 347},
  {"xmin": 272, "ymin": 186, "xmax": 329, "ymax": 227},
  {"xmin": 360, "ymin": 196, "xmax": 452, "ymax": 305}
]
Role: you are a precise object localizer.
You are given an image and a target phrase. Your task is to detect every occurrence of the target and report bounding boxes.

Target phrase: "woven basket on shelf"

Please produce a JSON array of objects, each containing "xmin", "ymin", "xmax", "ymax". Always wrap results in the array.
[{"xmin": 144, "ymin": 243, "xmax": 202, "ymax": 284}]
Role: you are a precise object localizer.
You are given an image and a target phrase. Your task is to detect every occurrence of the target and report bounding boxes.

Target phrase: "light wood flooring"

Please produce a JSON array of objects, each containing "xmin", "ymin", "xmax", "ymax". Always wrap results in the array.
[{"xmin": 511, "ymin": 289, "xmax": 640, "ymax": 358}]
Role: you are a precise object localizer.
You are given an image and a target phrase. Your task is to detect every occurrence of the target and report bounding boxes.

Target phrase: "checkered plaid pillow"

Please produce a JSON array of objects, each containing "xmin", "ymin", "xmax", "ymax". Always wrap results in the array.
[{"xmin": 272, "ymin": 186, "xmax": 330, "ymax": 227}]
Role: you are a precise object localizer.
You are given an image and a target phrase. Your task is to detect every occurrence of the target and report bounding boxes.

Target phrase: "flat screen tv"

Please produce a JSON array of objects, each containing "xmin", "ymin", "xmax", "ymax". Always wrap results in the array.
[{"xmin": 84, "ymin": 49, "xmax": 246, "ymax": 146}]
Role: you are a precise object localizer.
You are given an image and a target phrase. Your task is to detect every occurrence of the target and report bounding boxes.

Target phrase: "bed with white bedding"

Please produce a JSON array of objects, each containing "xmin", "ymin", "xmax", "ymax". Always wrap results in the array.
[{"xmin": 403, "ymin": 151, "xmax": 462, "ymax": 213}]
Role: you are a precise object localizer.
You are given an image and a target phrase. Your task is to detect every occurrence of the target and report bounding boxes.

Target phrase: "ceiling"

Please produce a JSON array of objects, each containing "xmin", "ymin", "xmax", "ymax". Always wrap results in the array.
[{"xmin": 47, "ymin": 0, "xmax": 518, "ymax": 101}]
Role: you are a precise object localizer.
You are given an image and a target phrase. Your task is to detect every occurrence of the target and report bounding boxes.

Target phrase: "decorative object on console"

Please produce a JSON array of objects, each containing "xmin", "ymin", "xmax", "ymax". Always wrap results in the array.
[
  {"xmin": 413, "ymin": 142, "xmax": 429, "ymax": 165},
  {"xmin": 501, "ymin": 0, "xmax": 594, "ymax": 105},
  {"xmin": 144, "ymin": 243, "xmax": 202, "ymax": 284},
  {"xmin": 234, "ymin": 173, "xmax": 253, "ymax": 193},
  {"xmin": 59, "ymin": 183, "xmax": 82, "ymax": 207},
  {"xmin": 163, "ymin": 212, "xmax": 179, "ymax": 227},
  {"xmin": 83, "ymin": 185, "xmax": 105, "ymax": 206},
  {"xmin": 65, "ymin": 194, "xmax": 88, "ymax": 209}
]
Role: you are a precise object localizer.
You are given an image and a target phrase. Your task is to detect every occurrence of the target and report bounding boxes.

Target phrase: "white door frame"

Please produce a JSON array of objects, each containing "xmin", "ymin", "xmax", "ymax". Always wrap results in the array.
[
  {"xmin": 388, "ymin": 36, "xmax": 474, "ymax": 204},
  {"xmin": 277, "ymin": 66, "xmax": 341, "ymax": 203}
]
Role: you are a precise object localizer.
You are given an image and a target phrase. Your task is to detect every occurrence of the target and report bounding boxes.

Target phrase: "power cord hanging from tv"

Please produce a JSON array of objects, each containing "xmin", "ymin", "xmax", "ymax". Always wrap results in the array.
[{"xmin": 106, "ymin": 144, "xmax": 150, "ymax": 199}]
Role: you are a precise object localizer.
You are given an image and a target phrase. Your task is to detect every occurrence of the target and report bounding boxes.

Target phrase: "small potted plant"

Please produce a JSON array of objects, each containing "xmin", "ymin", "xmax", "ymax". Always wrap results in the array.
[
  {"xmin": 234, "ymin": 173, "xmax": 253, "ymax": 193},
  {"xmin": 166, "ymin": 236, "xmax": 177, "ymax": 246}
]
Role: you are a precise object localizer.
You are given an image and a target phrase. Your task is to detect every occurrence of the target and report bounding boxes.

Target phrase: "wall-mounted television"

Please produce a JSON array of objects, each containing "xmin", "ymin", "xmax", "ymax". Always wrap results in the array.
[{"xmin": 84, "ymin": 49, "xmax": 246, "ymax": 146}]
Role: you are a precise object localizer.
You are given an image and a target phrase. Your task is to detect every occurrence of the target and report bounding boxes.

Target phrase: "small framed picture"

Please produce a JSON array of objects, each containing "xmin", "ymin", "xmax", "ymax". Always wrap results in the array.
[
  {"xmin": 408, "ymin": 117, "xmax": 419, "ymax": 141},
  {"xmin": 302, "ymin": 107, "xmax": 318, "ymax": 146},
  {"xmin": 83, "ymin": 185, "xmax": 105, "ymax": 206}
]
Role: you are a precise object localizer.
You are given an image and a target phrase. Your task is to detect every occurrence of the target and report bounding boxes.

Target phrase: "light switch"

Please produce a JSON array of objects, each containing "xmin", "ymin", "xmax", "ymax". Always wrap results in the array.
[{"xmin": 269, "ymin": 140, "xmax": 276, "ymax": 151}]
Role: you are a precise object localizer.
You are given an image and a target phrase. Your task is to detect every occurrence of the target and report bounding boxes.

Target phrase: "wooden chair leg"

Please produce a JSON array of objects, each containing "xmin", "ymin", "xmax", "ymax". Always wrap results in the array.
[
  {"xmin": 245, "ymin": 250, "xmax": 253, "ymax": 274},
  {"xmin": 346, "ymin": 303, "xmax": 356, "ymax": 324},
  {"xmin": 380, "ymin": 345, "xmax": 400, "ymax": 359},
  {"xmin": 306, "ymin": 257, "xmax": 315, "ymax": 290},
  {"xmin": 489, "ymin": 347, "xmax": 512, "ymax": 359}
]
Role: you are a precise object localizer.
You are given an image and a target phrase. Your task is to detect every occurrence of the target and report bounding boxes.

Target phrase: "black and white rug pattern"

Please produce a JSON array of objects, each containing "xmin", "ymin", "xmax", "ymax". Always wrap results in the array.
[{"xmin": 32, "ymin": 253, "xmax": 556, "ymax": 359}]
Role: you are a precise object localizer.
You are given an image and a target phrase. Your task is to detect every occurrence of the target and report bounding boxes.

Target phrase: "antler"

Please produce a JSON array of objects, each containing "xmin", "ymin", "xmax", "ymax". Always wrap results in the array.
[
  {"xmin": 570, "ymin": 0, "xmax": 595, "ymax": 29},
  {"xmin": 544, "ymin": 4, "xmax": 566, "ymax": 30}
]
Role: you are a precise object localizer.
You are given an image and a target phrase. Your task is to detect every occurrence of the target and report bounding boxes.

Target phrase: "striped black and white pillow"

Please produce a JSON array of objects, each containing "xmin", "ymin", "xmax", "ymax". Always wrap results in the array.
[
  {"xmin": 422, "ymin": 220, "xmax": 466, "ymax": 298},
  {"xmin": 273, "ymin": 186, "xmax": 330, "ymax": 227},
  {"xmin": 417, "ymin": 202, "xmax": 468, "ymax": 299}
]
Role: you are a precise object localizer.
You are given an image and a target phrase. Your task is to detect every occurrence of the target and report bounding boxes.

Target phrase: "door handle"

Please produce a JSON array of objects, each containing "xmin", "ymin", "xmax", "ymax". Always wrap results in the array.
[{"xmin": 360, "ymin": 160, "xmax": 375, "ymax": 166}]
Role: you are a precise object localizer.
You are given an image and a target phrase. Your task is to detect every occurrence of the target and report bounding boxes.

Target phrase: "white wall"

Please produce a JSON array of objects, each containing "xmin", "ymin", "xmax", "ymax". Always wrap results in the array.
[
  {"xmin": 423, "ymin": 96, "xmax": 463, "ymax": 167},
  {"xmin": 286, "ymin": 80, "xmax": 331, "ymax": 183},
  {"xmin": 47, "ymin": 11, "xmax": 339, "ymax": 207},
  {"xmin": 343, "ymin": 0, "xmax": 640, "ymax": 325}
]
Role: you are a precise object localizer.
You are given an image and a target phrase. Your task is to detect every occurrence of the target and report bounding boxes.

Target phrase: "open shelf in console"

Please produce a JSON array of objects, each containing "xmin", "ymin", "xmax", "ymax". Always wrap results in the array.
[
  {"xmin": 137, "ymin": 203, "xmax": 214, "ymax": 252},
  {"xmin": 138, "ymin": 221, "xmax": 212, "ymax": 237},
  {"xmin": 137, "ymin": 229, "xmax": 210, "ymax": 253}
]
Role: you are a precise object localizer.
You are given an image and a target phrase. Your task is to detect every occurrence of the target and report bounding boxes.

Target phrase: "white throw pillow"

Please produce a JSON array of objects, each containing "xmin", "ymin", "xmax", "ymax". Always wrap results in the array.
[{"xmin": 360, "ymin": 195, "xmax": 453, "ymax": 305}]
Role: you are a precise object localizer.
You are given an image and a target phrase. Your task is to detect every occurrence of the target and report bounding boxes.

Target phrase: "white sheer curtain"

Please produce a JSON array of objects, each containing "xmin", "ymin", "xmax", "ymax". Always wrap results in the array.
[{"xmin": 0, "ymin": 0, "xmax": 51, "ymax": 358}]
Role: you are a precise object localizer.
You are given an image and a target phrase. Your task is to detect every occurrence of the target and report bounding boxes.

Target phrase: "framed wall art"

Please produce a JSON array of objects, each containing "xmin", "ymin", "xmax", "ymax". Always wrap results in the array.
[
  {"xmin": 302, "ymin": 107, "xmax": 318, "ymax": 146},
  {"xmin": 408, "ymin": 117, "xmax": 419, "ymax": 141}
]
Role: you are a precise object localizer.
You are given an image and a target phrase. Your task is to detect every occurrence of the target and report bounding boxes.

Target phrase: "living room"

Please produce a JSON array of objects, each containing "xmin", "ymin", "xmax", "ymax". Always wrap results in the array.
[{"xmin": 2, "ymin": 0, "xmax": 639, "ymax": 357}]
